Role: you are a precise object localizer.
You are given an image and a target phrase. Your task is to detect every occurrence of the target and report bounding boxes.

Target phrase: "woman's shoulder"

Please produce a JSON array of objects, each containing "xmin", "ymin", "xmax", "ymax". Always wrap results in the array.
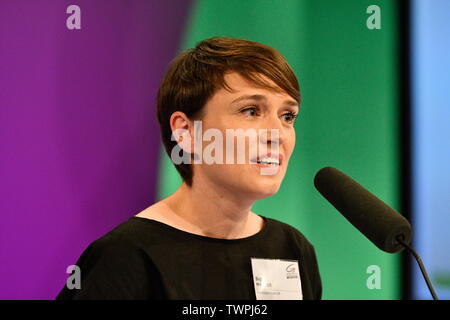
[
  {"xmin": 65, "ymin": 216, "xmax": 166, "ymax": 281},
  {"xmin": 79, "ymin": 219, "xmax": 148, "ymax": 261},
  {"xmin": 56, "ymin": 218, "xmax": 159, "ymax": 300},
  {"xmin": 262, "ymin": 216, "xmax": 315, "ymax": 249},
  {"xmin": 89, "ymin": 213, "xmax": 170, "ymax": 251}
]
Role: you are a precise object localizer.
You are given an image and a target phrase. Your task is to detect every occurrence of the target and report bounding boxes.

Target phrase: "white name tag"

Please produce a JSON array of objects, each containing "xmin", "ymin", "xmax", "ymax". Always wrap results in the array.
[{"xmin": 250, "ymin": 258, "xmax": 303, "ymax": 300}]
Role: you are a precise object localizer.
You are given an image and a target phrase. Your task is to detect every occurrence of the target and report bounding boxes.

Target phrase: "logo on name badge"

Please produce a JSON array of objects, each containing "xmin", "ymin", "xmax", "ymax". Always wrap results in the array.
[{"xmin": 286, "ymin": 263, "xmax": 299, "ymax": 279}]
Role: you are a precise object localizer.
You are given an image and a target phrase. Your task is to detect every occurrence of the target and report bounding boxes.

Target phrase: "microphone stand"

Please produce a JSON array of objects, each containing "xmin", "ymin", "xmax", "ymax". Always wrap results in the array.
[{"xmin": 396, "ymin": 236, "xmax": 439, "ymax": 300}]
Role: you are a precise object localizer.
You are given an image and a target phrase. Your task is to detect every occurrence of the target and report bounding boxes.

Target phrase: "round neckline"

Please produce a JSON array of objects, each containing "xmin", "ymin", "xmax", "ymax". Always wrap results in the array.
[{"xmin": 130, "ymin": 215, "xmax": 270, "ymax": 243}]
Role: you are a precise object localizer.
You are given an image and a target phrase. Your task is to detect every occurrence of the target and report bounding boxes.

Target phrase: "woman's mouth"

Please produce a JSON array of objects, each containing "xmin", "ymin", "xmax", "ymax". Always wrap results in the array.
[
  {"xmin": 250, "ymin": 154, "xmax": 282, "ymax": 167},
  {"xmin": 249, "ymin": 154, "xmax": 282, "ymax": 175}
]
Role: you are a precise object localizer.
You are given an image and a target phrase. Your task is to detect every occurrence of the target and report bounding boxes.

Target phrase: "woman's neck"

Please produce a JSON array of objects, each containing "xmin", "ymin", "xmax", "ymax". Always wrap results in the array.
[{"xmin": 161, "ymin": 180, "xmax": 262, "ymax": 239}]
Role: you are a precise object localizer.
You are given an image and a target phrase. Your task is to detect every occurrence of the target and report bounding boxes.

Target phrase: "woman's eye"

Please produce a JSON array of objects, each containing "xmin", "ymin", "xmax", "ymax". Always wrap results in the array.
[
  {"xmin": 241, "ymin": 106, "xmax": 259, "ymax": 117},
  {"xmin": 283, "ymin": 112, "xmax": 298, "ymax": 123}
]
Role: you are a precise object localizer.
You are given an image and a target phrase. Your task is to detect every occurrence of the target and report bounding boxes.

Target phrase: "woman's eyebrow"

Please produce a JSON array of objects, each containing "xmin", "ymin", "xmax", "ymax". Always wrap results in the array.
[{"xmin": 231, "ymin": 94, "xmax": 298, "ymax": 107}]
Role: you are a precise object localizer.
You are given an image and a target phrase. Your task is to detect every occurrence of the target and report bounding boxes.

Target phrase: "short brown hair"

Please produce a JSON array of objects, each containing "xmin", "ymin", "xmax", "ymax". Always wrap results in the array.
[{"xmin": 156, "ymin": 36, "xmax": 300, "ymax": 187}]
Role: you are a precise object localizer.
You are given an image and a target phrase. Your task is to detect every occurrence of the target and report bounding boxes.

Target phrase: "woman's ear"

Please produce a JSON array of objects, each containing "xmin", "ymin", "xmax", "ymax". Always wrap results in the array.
[{"xmin": 170, "ymin": 111, "xmax": 194, "ymax": 153}]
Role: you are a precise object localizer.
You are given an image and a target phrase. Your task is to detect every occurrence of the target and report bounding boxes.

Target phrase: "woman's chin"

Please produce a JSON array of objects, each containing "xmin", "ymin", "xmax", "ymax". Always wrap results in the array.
[
  {"xmin": 241, "ymin": 165, "xmax": 285, "ymax": 198},
  {"xmin": 249, "ymin": 181, "xmax": 281, "ymax": 199}
]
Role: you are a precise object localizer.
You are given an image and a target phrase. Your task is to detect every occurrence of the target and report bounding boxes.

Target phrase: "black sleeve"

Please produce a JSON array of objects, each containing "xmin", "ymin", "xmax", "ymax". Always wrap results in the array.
[
  {"xmin": 306, "ymin": 244, "xmax": 322, "ymax": 300},
  {"xmin": 287, "ymin": 226, "xmax": 323, "ymax": 300},
  {"xmin": 55, "ymin": 236, "xmax": 160, "ymax": 300}
]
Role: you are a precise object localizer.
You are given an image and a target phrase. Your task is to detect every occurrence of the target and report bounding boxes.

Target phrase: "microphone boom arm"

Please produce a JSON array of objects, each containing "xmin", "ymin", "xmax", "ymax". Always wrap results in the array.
[{"xmin": 396, "ymin": 236, "xmax": 439, "ymax": 300}]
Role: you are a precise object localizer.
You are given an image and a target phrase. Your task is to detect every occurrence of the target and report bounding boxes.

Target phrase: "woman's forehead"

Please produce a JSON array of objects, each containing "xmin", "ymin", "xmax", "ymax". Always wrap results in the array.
[{"xmin": 211, "ymin": 72, "xmax": 295, "ymax": 104}]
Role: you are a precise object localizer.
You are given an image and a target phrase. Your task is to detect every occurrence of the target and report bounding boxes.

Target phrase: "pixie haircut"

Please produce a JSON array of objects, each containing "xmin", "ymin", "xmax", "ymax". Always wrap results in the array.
[{"xmin": 156, "ymin": 36, "xmax": 300, "ymax": 187}]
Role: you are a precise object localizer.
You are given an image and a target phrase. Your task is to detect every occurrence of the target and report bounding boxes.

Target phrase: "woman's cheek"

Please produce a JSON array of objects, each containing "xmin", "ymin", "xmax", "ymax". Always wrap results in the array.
[{"xmin": 285, "ymin": 130, "xmax": 296, "ymax": 160}]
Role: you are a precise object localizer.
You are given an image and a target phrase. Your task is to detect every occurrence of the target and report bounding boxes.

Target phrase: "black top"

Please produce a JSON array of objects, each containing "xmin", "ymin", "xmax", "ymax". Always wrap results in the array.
[{"xmin": 56, "ymin": 216, "xmax": 322, "ymax": 300}]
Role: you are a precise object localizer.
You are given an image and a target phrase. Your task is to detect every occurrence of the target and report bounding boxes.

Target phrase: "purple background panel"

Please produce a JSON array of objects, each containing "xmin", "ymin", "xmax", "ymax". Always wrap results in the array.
[{"xmin": 0, "ymin": 0, "xmax": 191, "ymax": 299}]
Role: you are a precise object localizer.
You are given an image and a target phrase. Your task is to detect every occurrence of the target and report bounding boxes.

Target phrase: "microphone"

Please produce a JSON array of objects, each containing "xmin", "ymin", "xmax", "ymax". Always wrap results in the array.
[
  {"xmin": 314, "ymin": 166, "xmax": 411, "ymax": 253},
  {"xmin": 314, "ymin": 166, "xmax": 438, "ymax": 299}
]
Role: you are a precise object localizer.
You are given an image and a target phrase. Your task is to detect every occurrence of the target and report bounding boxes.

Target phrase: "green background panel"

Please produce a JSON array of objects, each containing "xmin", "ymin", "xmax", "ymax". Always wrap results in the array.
[{"xmin": 157, "ymin": 0, "xmax": 401, "ymax": 299}]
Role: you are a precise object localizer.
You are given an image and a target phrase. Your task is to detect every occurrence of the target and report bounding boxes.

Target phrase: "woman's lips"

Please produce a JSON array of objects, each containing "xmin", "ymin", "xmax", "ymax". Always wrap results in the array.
[
  {"xmin": 251, "ymin": 161, "xmax": 281, "ymax": 176},
  {"xmin": 253, "ymin": 162, "xmax": 278, "ymax": 168},
  {"xmin": 249, "ymin": 152, "xmax": 283, "ymax": 166}
]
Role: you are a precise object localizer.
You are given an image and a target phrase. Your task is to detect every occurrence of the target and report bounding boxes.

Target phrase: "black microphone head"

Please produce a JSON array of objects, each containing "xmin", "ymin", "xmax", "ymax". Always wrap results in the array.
[{"xmin": 314, "ymin": 166, "xmax": 412, "ymax": 253}]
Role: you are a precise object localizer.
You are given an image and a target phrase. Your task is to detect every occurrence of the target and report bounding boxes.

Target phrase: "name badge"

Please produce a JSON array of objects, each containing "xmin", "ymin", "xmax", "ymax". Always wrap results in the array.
[{"xmin": 250, "ymin": 258, "xmax": 303, "ymax": 300}]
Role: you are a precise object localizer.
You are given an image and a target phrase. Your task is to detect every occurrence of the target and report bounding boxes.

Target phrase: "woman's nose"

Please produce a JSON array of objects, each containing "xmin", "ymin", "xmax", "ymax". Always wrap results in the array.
[{"xmin": 258, "ymin": 115, "xmax": 284, "ymax": 147}]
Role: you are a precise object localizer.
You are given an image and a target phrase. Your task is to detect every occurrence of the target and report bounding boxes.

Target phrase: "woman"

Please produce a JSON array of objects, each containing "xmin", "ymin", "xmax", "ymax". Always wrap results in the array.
[{"xmin": 56, "ymin": 36, "xmax": 322, "ymax": 300}]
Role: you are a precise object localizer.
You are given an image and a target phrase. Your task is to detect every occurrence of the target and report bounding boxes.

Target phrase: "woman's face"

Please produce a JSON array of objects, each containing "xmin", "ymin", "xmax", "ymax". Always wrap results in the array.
[{"xmin": 190, "ymin": 72, "xmax": 299, "ymax": 200}]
